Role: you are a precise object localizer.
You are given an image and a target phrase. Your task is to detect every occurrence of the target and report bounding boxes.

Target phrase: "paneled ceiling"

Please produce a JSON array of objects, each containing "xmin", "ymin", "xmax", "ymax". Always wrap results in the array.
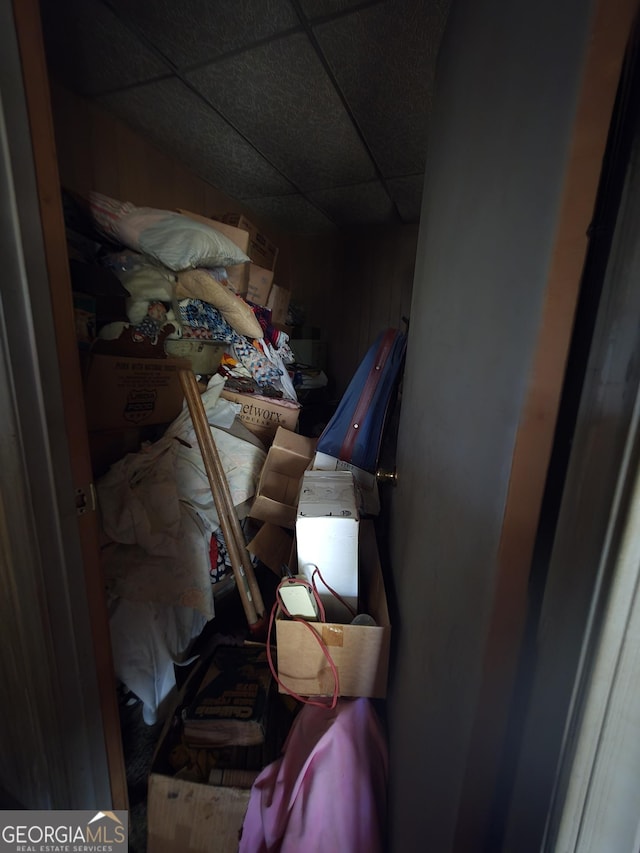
[{"xmin": 39, "ymin": 0, "xmax": 450, "ymax": 234}]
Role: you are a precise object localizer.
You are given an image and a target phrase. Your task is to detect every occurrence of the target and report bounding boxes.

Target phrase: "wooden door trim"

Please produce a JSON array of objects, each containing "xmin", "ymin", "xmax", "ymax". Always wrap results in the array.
[
  {"xmin": 11, "ymin": 0, "xmax": 128, "ymax": 810},
  {"xmin": 453, "ymin": 1, "xmax": 638, "ymax": 848}
]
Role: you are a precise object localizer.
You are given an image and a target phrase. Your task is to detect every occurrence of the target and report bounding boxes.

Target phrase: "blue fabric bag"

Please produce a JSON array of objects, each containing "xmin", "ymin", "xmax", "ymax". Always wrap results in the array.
[{"xmin": 316, "ymin": 328, "xmax": 407, "ymax": 474}]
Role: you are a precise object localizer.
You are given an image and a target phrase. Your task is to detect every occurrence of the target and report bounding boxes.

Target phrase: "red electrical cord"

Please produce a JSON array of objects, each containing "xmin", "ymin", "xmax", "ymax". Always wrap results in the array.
[
  {"xmin": 309, "ymin": 565, "xmax": 357, "ymax": 620},
  {"xmin": 266, "ymin": 567, "xmax": 351, "ymax": 710}
]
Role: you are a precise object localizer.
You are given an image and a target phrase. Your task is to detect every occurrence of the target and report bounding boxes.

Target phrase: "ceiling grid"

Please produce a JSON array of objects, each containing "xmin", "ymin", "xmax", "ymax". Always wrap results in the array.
[{"xmin": 40, "ymin": 0, "xmax": 450, "ymax": 233}]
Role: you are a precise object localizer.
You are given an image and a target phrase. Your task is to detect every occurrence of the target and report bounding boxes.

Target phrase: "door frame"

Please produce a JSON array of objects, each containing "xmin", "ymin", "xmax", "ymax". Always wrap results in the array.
[
  {"xmin": 453, "ymin": 0, "xmax": 638, "ymax": 848},
  {"xmin": 7, "ymin": 0, "xmax": 128, "ymax": 809}
]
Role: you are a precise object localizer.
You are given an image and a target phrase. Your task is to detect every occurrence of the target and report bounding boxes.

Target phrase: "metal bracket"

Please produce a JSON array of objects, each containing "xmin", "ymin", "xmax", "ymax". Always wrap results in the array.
[{"xmin": 75, "ymin": 483, "xmax": 96, "ymax": 516}]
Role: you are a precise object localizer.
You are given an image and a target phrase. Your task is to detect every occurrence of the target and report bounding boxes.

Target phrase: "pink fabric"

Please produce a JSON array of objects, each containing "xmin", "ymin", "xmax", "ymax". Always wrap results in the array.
[{"xmin": 239, "ymin": 698, "xmax": 388, "ymax": 853}]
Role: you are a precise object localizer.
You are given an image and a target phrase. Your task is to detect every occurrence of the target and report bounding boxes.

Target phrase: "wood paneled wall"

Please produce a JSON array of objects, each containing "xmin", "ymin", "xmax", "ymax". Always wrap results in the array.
[
  {"xmin": 287, "ymin": 226, "xmax": 418, "ymax": 395},
  {"xmin": 335, "ymin": 226, "xmax": 417, "ymax": 393},
  {"xmin": 50, "ymin": 83, "xmax": 275, "ymax": 244},
  {"xmin": 49, "ymin": 83, "xmax": 418, "ymax": 398}
]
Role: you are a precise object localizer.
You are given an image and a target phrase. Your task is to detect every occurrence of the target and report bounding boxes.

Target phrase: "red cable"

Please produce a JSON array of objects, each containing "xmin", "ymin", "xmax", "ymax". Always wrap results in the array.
[
  {"xmin": 265, "ymin": 580, "xmax": 340, "ymax": 710},
  {"xmin": 309, "ymin": 565, "xmax": 357, "ymax": 619}
]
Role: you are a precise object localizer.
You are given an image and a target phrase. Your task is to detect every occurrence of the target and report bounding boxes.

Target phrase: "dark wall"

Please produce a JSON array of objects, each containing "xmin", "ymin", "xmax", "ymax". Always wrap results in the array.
[{"xmin": 387, "ymin": 0, "xmax": 595, "ymax": 849}]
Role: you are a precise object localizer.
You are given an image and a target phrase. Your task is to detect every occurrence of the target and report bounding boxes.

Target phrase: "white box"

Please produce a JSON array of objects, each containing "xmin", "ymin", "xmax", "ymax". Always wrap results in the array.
[
  {"xmin": 313, "ymin": 451, "xmax": 380, "ymax": 516},
  {"xmin": 276, "ymin": 521, "xmax": 390, "ymax": 698},
  {"xmin": 296, "ymin": 470, "xmax": 359, "ymax": 622}
]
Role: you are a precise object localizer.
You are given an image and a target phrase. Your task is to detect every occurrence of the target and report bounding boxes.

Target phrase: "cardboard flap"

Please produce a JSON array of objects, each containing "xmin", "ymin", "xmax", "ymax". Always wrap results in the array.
[
  {"xmin": 272, "ymin": 427, "xmax": 317, "ymax": 457},
  {"xmin": 249, "ymin": 428, "xmax": 317, "ymax": 528},
  {"xmin": 247, "ymin": 523, "xmax": 294, "ymax": 576}
]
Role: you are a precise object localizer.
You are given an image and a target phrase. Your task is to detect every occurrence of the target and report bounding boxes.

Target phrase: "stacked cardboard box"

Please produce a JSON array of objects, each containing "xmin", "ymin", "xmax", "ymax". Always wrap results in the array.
[
  {"xmin": 177, "ymin": 209, "xmax": 251, "ymax": 296},
  {"xmin": 247, "ymin": 429, "xmax": 391, "ymax": 699},
  {"xmin": 215, "ymin": 213, "xmax": 290, "ymax": 323},
  {"xmin": 215, "ymin": 213, "xmax": 279, "ymax": 271}
]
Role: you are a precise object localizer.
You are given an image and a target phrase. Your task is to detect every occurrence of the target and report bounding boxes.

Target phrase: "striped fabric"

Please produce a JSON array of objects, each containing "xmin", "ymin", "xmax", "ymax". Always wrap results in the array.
[{"xmin": 88, "ymin": 190, "xmax": 134, "ymax": 239}]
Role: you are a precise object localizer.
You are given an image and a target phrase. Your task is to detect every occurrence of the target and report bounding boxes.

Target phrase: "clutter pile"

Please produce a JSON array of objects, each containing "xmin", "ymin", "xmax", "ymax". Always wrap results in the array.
[{"xmin": 66, "ymin": 190, "xmax": 406, "ymax": 852}]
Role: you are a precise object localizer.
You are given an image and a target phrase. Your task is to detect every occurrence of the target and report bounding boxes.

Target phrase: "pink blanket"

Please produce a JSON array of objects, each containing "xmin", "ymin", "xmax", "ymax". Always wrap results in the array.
[{"xmin": 239, "ymin": 698, "xmax": 388, "ymax": 853}]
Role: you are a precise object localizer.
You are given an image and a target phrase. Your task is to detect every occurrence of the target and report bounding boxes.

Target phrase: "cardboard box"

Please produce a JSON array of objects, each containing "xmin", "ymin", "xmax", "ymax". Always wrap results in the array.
[
  {"xmin": 226, "ymin": 262, "xmax": 250, "ymax": 297},
  {"xmin": 247, "ymin": 522, "xmax": 294, "ymax": 576},
  {"xmin": 177, "ymin": 209, "xmax": 250, "ymax": 255},
  {"xmin": 296, "ymin": 470, "xmax": 359, "ymax": 621},
  {"xmin": 84, "ymin": 355, "xmax": 187, "ymax": 431},
  {"xmin": 220, "ymin": 391, "xmax": 301, "ymax": 444},
  {"xmin": 249, "ymin": 428, "xmax": 317, "ymax": 528},
  {"xmin": 215, "ymin": 213, "xmax": 279, "ymax": 271},
  {"xmin": 147, "ymin": 772, "xmax": 252, "ymax": 853},
  {"xmin": 266, "ymin": 283, "xmax": 291, "ymax": 326},
  {"xmin": 177, "ymin": 210, "xmax": 250, "ymax": 296},
  {"xmin": 276, "ymin": 520, "xmax": 390, "ymax": 698},
  {"xmin": 164, "ymin": 339, "xmax": 226, "ymax": 375},
  {"xmin": 147, "ymin": 644, "xmax": 269, "ymax": 853},
  {"xmin": 246, "ymin": 263, "xmax": 274, "ymax": 306}
]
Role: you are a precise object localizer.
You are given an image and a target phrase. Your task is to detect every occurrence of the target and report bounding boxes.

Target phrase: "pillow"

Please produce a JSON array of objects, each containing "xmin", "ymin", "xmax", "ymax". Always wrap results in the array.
[
  {"xmin": 88, "ymin": 191, "xmax": 134, "ymax": 239},
  {"xmin": 103, "ymin": 251, "xmax": 176, "ymax": 301},
  {"xmin": 119, "ymin": 266, "xmax": 175, "ymax": 301},
  {"xmin": 176, "ymin": 269, "xmax": 263, "ymax": 339},
  {"xmin": 88, "ymin": 192, "xmax": 250, "ymax": 271}
]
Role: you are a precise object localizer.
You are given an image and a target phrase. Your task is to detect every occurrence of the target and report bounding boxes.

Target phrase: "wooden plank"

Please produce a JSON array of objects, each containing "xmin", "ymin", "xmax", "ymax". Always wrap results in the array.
[
  {"xmin": 452, "ymin": 0, "xmax": 638, "ymax": 848},
  {"xmin": 11, "ymin": 0, "xmax": 128, "ymax": 810},
  {"xmin": 178, "ymin": 369, "xmax": 265, "ymax": 631}
]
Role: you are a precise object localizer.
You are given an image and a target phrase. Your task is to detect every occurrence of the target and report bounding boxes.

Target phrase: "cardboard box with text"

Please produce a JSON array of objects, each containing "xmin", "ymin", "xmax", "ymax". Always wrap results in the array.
[{"xmin": 220, "ymin": 391, "xmax": 300, "ymax": 444}]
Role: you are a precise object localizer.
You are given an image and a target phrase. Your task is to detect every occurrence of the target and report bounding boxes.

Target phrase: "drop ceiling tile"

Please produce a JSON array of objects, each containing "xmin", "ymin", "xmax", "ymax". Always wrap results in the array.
[
  {"xmin": 314, "ymin": 0, "xmax": 450, "ymax": 176},
  {"xmin": 241, "ymin": 195, "xmax": 336, "ymax": 235},
  {"xmin": 387, "ymin": 174, "xmax": 425, "ymax": 223},
  {"xmin": 298, "ymin": 0, "xmax": 380, "ymax": 18},
  {"xmin": 40, "ymin": 0, "xmax": 168, "ymax": 96},
  {"xmin": 309, "ymin": 181, "xmax": 398, "ymax": 226},
  {"xmin": 108, "ymin": 0, "xmax": 300, "ymax": 69},
  {"xmin": 187, "ymin": 32, "xmax": 377, "ymax": 192},
  {"xmin": 99, "ymin": 78, "xmax": 296, "ymax": 199}
]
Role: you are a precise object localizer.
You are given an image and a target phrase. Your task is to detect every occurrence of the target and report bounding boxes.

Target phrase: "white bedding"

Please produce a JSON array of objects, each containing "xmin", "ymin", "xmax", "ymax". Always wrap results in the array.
[
  {"xmin": 108, "ymin": 596, "xmax": 206, "ymax": 724},
  {"xmin": 97, "ymin": 386, "xmax": 266, "ymax": 722}
]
